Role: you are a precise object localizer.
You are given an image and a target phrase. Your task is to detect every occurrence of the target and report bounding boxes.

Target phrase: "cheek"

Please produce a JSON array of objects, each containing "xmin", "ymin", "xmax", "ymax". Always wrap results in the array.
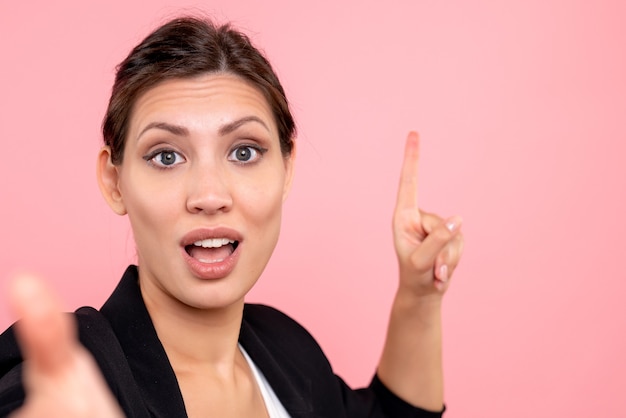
[
  {"xmin": 239, "ymin": 182, "xmax": 285, "ymax": 274},
  {"xmin": 240, "ymin": 175, "xmax": 286, "ymax": 221},
  {"xmin": 120, "ymin": 173, "xmax": 182, "ymax": 235}
]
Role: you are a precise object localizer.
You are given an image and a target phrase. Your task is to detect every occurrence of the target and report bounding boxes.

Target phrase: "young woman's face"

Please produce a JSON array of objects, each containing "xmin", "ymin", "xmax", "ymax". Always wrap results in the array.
[{"xmin": 101, "ymin": 73, "xmax": 294, "ymax": 311}]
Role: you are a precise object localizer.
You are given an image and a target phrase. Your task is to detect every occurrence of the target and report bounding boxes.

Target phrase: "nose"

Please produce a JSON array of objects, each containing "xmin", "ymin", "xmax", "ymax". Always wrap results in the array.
[{"xmin": 185, "ymin": 162, "xmax": 233, "ymax": 215}]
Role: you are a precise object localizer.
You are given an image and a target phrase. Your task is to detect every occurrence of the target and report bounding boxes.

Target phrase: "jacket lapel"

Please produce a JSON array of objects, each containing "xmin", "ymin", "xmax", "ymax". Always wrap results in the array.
[
  {"xmin": 100, "ymin": 266, "xmax": 188, "ymax": 418},
  {"xmin": 240, "ymin": 308, "xmax": 315, "ymax": 417},
  {"xmin": 100, "ymin": 266, "xmax": 317, "ymax": 417}
]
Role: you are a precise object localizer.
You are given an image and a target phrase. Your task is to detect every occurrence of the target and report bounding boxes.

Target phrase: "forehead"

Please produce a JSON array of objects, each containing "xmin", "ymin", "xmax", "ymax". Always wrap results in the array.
[{"xmin": 130, "ymin": 73, "xmax": 276, "ymax": 133}]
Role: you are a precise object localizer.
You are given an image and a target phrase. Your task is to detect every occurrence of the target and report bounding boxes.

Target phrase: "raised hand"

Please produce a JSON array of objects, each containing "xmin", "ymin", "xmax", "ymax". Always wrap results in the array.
[
  {"xmin": 393, "ymin": 132, "xmax": 464, "ymax": 297},
  {"xmin": 377, "ymin": 132, "xmax": 464, "ymax": 411},
  {"xmin": 8, "ymin": 275, "xmax": 124, "ymax": 418}
]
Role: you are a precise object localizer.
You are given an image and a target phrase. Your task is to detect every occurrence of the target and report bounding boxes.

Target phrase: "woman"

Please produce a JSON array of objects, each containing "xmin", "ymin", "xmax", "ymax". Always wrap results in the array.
[{"xmin": 0, "ymin": 16, "xmax": 463, "ymax": 417}]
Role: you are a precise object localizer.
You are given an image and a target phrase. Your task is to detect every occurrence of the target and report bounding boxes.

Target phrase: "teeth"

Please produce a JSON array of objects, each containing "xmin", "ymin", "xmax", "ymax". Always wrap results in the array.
[{"xmin": 192, "ymin": 238, "xmax": 234, "ymax": 248}]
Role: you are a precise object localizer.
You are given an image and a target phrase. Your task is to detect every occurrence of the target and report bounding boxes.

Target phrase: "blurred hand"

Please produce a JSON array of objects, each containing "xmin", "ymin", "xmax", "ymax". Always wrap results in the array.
[
  {"xmin": 393, "ymin": 132, "xmax": 464, "ymax": 298},
  {"xmin": 8, "ymin": 275, "xmax": 124, "ymax": 418}
]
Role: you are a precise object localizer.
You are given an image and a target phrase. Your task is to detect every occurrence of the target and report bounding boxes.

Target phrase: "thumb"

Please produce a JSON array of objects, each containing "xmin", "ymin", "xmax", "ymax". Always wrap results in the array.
[{"xmin": 9, "ymin": 274, "xmax": 76, "ymax": 374}]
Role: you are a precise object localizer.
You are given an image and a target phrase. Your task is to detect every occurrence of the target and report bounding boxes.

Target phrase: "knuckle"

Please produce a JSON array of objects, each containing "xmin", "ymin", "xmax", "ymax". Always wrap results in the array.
[
  {"xmin": 453, "ymin": 235, "xmax": 465, "ymax": 257},
  {"xmin": 410, "ymin": 252, "xmax": 434, "ymax": 273},
  {"xmin": 432, "ymin": 225, "xmax": 452, "ymax": 242}
]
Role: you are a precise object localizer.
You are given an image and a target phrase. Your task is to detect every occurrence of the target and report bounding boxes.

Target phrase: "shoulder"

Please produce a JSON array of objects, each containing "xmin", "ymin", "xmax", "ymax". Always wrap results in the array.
[
  {"xmin": 241, "ymin": 303, "xmax": 332, "ymax": 374},
  {"xmin": 243, "ymin": 303, "xmax": 304, "ymax": 327},
  {"xmin": 0, "ymin": 324, "xmax": 20, "ymax": 378},
  {"xmin": 0, "ymin": 307, "xmax": 115, "ymax": 378},
  {"xmin": 242, "ymin": 303, "xmax": 319, "ymax": 346},
  {"xmin": 0, "ymin": 308, "xmax": 112, "ymax": 416},
  {"xmin": 0, "ymin": 323, "xmax": 25, "ymax": 415},
  {"xmin": 74, "ymin": 307, "xmax": 125, "ymax": 366}
]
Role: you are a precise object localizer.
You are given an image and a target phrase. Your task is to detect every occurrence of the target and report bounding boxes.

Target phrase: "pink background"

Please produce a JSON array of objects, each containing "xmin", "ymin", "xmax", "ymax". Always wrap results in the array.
[{"xmin": 1, "ymin": 1, "xmax": 625, "ymax": 416}]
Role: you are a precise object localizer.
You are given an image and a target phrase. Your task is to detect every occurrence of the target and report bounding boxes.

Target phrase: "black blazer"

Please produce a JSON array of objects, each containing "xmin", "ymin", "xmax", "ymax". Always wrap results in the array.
[{"xmin": 0, "ymin": 266, "xmax": 444, "ymax": 417}]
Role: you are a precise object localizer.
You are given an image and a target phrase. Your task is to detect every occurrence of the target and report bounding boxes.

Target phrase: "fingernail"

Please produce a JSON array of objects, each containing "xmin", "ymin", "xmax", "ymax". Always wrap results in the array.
[
  {"xmin": 446, "ymin": 216, "xmax": 463, "ymax": 232},
  {"xmin": 438, "ymin": 265, "xmax": 448, "ymax": 282}
]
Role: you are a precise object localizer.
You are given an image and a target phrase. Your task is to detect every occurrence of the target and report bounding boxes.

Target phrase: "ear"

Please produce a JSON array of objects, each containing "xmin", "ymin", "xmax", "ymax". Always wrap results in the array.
[
  {"xmin": 96, "ymin": 146, "xmax": 127, "ymax": 215},
  {"xmin": 282, "ymin": 142, "xmax": 296, "ymax": 202}
]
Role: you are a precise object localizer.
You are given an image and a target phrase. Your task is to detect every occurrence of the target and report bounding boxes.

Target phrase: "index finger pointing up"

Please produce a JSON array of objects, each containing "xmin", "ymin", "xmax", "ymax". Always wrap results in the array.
[{"xmin": 396, "ymin": 131, "xmax": 421, "ymax": 211}]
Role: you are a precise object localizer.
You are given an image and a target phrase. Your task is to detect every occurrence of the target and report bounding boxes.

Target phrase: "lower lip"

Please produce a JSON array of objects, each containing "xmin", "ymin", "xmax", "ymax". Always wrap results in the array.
[{"xmin": 181, "ymin": 244, "xmax": 241, "ymax": 280}]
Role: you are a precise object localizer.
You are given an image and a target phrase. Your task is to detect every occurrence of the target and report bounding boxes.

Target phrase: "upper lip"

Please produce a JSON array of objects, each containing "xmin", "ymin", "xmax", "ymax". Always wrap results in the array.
[{"xmin": 180, "ymin": 227, "xmax": 242, "ymax": 247}]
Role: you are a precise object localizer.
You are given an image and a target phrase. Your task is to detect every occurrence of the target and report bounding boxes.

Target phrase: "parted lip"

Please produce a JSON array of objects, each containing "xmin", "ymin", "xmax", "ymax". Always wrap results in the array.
[
  {"xmin": 180, "ymin": 227, "xmax": 243, "ymax": 248},
  {"xmin": 180, "ymin": 227, "xmax": 242, "ymax": 280}
]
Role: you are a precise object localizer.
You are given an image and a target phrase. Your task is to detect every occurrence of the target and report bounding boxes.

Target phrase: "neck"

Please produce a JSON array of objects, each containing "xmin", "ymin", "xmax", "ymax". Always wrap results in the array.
[{"xmin": 139, "ymin": 278, "xmax": 245, "ymax": 373}]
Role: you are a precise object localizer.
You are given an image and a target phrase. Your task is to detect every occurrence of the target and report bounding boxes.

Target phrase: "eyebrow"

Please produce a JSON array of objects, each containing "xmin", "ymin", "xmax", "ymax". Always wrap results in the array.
[
  {"xmin": 137, "ymin": 122, "xmax": 189, "ymax": 140},
  {"xmin": 137, "ymin": 116, "xmax": 270, "ymax": 141},
  {"xmin": 218, "ymin": 116, "xmax": 270, "ymax": 136}
]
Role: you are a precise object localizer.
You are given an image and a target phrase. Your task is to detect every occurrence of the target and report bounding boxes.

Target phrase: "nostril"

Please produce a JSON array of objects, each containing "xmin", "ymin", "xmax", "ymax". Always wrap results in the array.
[{"xmin": 186, "ymin": 193, "xmax": 234, "ymax": 215}]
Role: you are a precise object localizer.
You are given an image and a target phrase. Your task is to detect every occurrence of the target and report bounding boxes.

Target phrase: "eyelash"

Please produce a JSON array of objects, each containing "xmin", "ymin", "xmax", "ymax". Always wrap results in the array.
[
  {"xmin": 142, "ymin": 144, "xmax": 268, "ymax": 169},
  {"xmin": 143, "ymin": 148, "xmax": 185, "ymax": 169},
  {"xmin": 228, "ymin": 144, "xmax": 267, "ymax": 164}
]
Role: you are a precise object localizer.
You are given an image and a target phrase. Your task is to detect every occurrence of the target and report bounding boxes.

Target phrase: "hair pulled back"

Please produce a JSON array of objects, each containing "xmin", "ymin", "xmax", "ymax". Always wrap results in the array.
[{"xmin": 103, "ymin": 16, "xmax": 295, "ymax": 164}]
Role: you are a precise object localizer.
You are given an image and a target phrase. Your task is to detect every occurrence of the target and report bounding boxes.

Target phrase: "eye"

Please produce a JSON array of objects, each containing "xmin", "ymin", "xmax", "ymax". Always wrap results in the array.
[
  {"xmin": 228, "ymin": 145, "xmax": 266, "ymax": 163},
  {"xmin": 144, "ymin": 149, "xmax": 186, "ymax": 168}
]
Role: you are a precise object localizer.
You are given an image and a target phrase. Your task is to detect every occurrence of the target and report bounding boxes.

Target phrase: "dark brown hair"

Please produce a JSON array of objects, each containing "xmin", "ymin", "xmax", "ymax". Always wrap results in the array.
[{"xmin": 102, "ymin": 16, "xmax": 295, "ymax": 164}]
